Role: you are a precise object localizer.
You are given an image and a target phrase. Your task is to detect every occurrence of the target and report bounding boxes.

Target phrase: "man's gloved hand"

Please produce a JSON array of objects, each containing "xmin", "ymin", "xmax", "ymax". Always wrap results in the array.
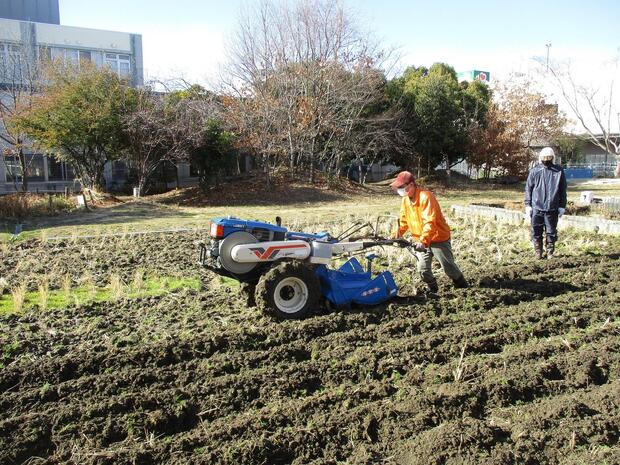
[
  {"xmin": 525, "ymin": 206, "xmax": 532, "ymax": 222},
  {"xmin": 413, "ymin": 242, "xmax": 427, "ymax": 252},
  {"xmin": 558, "ymin": 207, "xmax": 565, "ymax": 217}
]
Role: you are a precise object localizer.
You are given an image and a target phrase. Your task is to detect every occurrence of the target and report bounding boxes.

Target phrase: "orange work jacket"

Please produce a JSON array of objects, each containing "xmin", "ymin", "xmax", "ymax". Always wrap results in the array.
[{"xmin": 397, "ymin": 188, "xmax": 451, "ymax": 246}]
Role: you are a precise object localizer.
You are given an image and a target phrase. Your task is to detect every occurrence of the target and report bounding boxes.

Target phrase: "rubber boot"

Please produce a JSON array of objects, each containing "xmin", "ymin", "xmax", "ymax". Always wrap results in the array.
[
  {"xmin": 425, "ymin": 280, "xmax": 439, "ymax": 298},
  {"xmin": 452, "ymin": 275, "xmax": 469, "ymax": 289},
  {"xmin": 533, "ymin": 240, "xmax": 544, "ymax": 260},
  {"xmin": 546, "ymin": 241, "xmax": 555, "ymax": 259}
]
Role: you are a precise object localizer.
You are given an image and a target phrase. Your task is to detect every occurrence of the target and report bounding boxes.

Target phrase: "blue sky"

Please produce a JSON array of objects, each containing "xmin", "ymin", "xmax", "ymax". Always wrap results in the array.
[{"xmin": 58, "ymin": 0, "xmax": 620, "ymax": 84}]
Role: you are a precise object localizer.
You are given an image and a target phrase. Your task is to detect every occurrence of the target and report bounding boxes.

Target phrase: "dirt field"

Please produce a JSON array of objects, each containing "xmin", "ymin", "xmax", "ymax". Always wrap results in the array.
[{"xmin": 1, "ymin": 214, "xmax": 620, "ymax": 465}]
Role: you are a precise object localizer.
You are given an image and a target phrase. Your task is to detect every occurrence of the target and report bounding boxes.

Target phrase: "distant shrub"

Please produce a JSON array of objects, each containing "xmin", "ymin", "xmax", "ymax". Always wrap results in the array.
[{"xmin": 0, "ymin": 193, "xmax": 75, "ymax": 220}]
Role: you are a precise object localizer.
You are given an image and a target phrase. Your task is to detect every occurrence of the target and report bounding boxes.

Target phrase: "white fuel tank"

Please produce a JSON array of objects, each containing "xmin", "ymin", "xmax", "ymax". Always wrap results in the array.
[{"xmin": 231, "ymin": 240, "xmax": 311, "ymax": 263}]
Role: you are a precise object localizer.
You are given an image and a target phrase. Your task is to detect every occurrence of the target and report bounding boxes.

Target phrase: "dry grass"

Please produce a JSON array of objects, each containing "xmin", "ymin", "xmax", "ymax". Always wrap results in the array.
[
  {"xmin": 37, "ymin": 279, "xmax": 50, "ymax": 310},
  {"xmin": 80, "ymin": 272, "xmax": 97, "ymax": 301},
  {"xmin": 452, "ymin": 341, "xmax": 468, "ymax": 382},
  {"xmin": 131, "ymin": 268, "xmax": 145, "ymax": 294},
  {"xmin": 11, "ymin": 283, "xmax": 27, "ymax": 313},
  {"xmin": 0, "ymin": 193, "xmax": 75, "ymax": 220},
  {"xmin": 61, "ymin": 275, "xmax": 72, "ymax": 302},
  {"xmin": 109, "ymin": 273, "xmax": 125, "ymax": 301}
]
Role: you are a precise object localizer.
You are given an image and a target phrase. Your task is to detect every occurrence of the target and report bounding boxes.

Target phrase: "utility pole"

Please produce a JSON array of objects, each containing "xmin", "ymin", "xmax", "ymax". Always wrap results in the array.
[{"xmin": 545, "ymin": 43, "xmax": 552, "ymax": 71}]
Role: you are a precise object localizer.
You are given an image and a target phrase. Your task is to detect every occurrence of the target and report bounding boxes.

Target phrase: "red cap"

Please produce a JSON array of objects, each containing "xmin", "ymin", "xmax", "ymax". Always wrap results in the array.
[{"xmin": 390, "ymin": 171, "xmax": 414, "ymax": 189}]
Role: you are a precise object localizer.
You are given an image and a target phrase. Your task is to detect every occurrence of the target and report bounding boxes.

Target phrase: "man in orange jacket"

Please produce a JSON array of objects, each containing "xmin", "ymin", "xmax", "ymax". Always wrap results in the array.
[{"xmin": 391, "ymin": 171, "xmax": 468, "ymax": 294}]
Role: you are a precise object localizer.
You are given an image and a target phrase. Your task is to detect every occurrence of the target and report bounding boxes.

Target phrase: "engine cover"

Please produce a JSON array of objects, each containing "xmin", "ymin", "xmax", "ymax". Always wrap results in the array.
[{"xmin": 231, "ymin": 240, "xmax": 311, "ymax": 263}]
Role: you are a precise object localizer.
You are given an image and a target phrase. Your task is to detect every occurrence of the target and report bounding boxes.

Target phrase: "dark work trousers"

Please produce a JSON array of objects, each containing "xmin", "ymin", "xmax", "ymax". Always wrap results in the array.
[
  {"xmin": 416, "ymin": 239, "xmax": 463, "ymax": 284},
  {"xmin": 531, "ymin": 209, "xmax": 559, "ymax": 245}
]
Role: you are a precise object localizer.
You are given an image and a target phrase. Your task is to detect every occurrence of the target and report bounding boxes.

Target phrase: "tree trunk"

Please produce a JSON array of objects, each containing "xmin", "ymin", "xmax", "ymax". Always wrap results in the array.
[
  {"xmin": 264, "ymin": 154, "xmax": 271, "ymax": 187},
  {"xmin": 138, "ymin": 179, "xmax": 146, "ymax": 197},
  {"xmin": 88, "ymin": 164, "xmax": 107, "ymax": 193},
  {"xmin": 93, "ymin": 179, "xmax": 106, "ymax": 193},
  {"xmin": 615, "ymin": 157, "xmax": 620, "ymax": 178},
  {"xmin": 18, "ymin": 151, "xmax": 28, "ymax": 192}
]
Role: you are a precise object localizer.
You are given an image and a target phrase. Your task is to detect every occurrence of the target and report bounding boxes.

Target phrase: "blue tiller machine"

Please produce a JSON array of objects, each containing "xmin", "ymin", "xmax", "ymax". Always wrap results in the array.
[{"xmin": 199, "ymin": 216, "xmax": 415, "ymax": 318}]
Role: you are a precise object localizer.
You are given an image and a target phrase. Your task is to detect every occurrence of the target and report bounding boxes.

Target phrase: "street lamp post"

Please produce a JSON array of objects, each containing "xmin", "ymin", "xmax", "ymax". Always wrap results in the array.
[{"xmin": 545, "ymin": 43, "xmax": 552, "ymax": 71}]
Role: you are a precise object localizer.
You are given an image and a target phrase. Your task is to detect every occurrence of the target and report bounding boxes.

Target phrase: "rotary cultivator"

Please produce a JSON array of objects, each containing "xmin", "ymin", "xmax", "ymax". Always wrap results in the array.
[{"xmin": 199, "ymin": 216, "xmax": 415, "ymax": 318}]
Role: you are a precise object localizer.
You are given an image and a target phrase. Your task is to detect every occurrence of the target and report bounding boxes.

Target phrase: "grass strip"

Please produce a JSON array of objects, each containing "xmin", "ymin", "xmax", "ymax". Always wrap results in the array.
[{"xmin": 0, "ymin": 275, "xmax": 201, "ymax": 315}]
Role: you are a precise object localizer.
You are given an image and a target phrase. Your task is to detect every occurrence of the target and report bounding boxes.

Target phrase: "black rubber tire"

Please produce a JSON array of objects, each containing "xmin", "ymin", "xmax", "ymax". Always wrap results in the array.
[{"xmin": 255, "ymin": 262, "xmax": 321, "ymax": 319}]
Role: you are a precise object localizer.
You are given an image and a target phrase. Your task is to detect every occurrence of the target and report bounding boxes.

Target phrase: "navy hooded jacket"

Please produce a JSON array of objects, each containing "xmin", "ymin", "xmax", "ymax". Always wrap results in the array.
[{"xmin": 524, "ymin": 163, "xmax": 567, "ymax": 212}]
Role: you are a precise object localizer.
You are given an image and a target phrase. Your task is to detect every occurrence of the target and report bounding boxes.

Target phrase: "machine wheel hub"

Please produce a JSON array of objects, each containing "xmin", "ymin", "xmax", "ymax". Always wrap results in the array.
[{"xmin": 273, "ymin": 277, "xmax": 308, "ymax": 314}]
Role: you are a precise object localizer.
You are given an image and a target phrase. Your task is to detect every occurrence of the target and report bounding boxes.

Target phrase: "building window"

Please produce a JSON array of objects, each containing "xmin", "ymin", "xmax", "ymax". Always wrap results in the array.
[
  {"xmin": 189, "ymin": 161, "xmax": 200, "ymax": 177},
  {"xmin": 105, "ymin": 53, "xmax": 131, "ymax": 77},
  {"xmin": 0, "ymin": 43, "xmax": 22, "ymax": 62},
  {"xmin": 25, "ymin": 154, "xmax": 46, "ymax": 181},
  {"xmin": 0, "ymin": 42, "xmax": 24, "ymax": 80},
  {"xmin": 2, "ymin": 153, "xmax": 47, "ymax": 183},
  {"xmin": 65, "ymin": 48, "xmax": 79, "ymax": 63},
  {"xmin": 39, "ymin": 46, "xmax": 51, "ymax": 61},
  {"xmin": 3, "ymin": 151, "xmax": 22, "ymax": 183},
  {"xmin": 91, "ymin": 51, "xmax": 103, "ymax": 67},
  {"xmin": 47, "ymin": 156, "xmax": 76, "ymax": 181},
  {"xmin": 48, "ymin": 47, "xmax": 93, "ymax": 66},
  {"xmin": 48, "ymin": 156, "xmax": 63, "ymax": 180},
  {"xmin": 111, "ymin": 160, "xmax": 128, "ymax": 181}
]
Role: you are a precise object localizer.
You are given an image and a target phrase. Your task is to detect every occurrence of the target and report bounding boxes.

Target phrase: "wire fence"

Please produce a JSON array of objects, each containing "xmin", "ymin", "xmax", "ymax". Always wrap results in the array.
[
  {"xmin": 565, "ymin": 162, "xmax": 617, "ymax": 178},
  {"xmin": 597, "ymin": 197, "xmax": 620, "ymax": 215}
]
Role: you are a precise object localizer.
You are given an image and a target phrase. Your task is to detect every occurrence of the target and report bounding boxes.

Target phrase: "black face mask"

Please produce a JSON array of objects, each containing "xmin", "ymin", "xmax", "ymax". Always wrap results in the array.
[{"xmin": 542, "ymin": 160, "xmax": 553, "ymax": 167}]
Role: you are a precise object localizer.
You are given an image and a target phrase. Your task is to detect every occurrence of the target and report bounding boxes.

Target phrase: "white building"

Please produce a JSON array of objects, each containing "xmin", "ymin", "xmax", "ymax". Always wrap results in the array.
[{"xmin": 0, "ymin": 0, "xmax": 143, "ymax": 193}]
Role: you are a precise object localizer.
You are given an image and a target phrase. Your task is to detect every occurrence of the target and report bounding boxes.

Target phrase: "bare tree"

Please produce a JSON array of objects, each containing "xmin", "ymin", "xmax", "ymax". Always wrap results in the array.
[
  {"xmin": 124, "ymin": 81, "xmax": 234, "ymax": 193},
  {"xmin": 123, "ymin": 87, "xmax": 175, "ymax": 195},
  {"xmin": 543, "ymin": 58, "xmax": 619, "ymax": 175},
  {"xmin": 222, "ymin": 0, "xmax": 396, "ymax": 183},
  {"xmin": 468, "ymin": 102, "xmax": 523, "ymax": 178},
  {"xmin": 0, "ymin": 42, "xmax": 41, "ymax": 191},
  {"xmin": 464, "ymin": 79, "xmax": 566, "ymax": 179},
  {"xmin": 495, "ymin": 78, "xmax": 566, "ymax": 154}
]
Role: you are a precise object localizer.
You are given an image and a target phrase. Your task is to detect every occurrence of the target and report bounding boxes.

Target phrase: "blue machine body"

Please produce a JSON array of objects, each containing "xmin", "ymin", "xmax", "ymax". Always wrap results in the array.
[
  {"xmin": 286, "ymin": 230, "xmax": 333, "ymax": 242},
  {"xmin": 211, "ymin": 217, "xmax": 333, "ymax": 241},
  {"xmin": 211, "ymin": 217, "xmax": 288, "ymax": 236},
  {"xmin": 315, "ymin": 258, "xmax": 398, "ymax": 307}
]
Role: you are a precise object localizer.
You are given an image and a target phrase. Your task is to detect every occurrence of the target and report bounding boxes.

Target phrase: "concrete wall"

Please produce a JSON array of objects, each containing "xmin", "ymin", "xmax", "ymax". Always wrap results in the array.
[
  {"xmin": 35, "ymin": 22, "xmax": 133, "ymax": 52},
  {"xmin": 0, "ymin": 17, "xmax": 21, "ymax": 41},
  {"xmin": 451, "ymin": 204, "xmax": 620, "ymax": 235},
  {"xmin": 130, "ymin": 34, "xmax": 143, "ymax": 88}
]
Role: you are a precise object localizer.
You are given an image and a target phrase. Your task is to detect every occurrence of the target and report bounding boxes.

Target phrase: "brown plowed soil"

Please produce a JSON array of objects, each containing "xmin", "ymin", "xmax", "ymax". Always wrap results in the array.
[{"xmin": 1, "ymin": 219, "xmax": 619, "ymax": 465}]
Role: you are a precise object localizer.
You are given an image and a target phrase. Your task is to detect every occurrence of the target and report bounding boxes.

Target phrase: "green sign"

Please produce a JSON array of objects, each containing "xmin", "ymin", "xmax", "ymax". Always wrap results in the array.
[
  {"xmin": 473, "ymin": 70, "xmax": 490, "ymax": 82},
  {"xmin": 457, "ymin": 70, "xmax": 491, "ymax": 83}
]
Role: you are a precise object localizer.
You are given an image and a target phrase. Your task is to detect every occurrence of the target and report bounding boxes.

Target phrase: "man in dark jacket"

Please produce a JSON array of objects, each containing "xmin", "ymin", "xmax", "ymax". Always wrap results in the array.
[{"xmin": 524, "ymin": 147, "xmax": 567, "ymax": 259}]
